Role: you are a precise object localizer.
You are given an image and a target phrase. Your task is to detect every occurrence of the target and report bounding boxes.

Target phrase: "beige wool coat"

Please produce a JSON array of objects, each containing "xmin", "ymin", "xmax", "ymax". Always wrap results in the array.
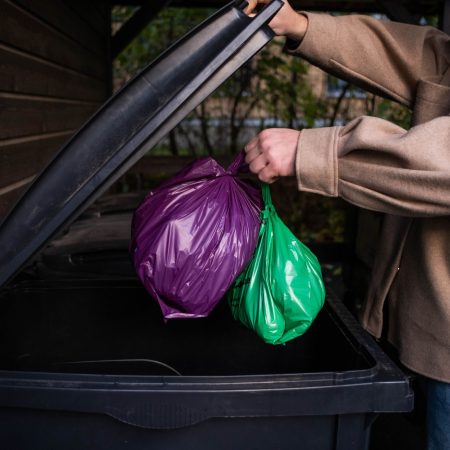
[{"xmin": 288, "ymin": 13, "xmax": 450, "ymax": 382}]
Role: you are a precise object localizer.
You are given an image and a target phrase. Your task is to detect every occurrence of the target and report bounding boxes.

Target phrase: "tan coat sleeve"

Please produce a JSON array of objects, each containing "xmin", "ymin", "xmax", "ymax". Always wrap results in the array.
[
  {"xmin": 289, "ymin": 13, "xmax": 450, "ymax": 216},
  {"xmin": 297, "ymin": 116, "xmax": 450, "ymax": 217},
  {"xmin": 288, "ymin": 12, "xmax": 450, "ymax": 106}
]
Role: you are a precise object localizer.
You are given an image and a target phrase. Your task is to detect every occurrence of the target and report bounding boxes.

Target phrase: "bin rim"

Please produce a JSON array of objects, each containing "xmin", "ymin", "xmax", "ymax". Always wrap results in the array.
[{"xmin": 0, "ymin": 290, "xmax": 414, "ymax": 425}]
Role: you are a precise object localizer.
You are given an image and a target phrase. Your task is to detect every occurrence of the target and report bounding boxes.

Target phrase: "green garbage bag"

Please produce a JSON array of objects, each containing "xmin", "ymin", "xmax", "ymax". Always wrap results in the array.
[{"xmin": 228, "ymin": 184, "xmax": 326, "ymax": 345}]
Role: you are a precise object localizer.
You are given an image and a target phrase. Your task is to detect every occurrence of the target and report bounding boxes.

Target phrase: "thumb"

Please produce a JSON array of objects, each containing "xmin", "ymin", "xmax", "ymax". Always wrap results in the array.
[{"xmin": 244, "ymin": 0, "xmax": 270, "ymax": 15}]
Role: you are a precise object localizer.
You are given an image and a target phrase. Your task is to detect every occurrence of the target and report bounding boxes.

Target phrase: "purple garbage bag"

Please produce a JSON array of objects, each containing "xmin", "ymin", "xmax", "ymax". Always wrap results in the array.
[{"xmin": 131, "ymin": 151, "xmax": 262, "ymax": 319}]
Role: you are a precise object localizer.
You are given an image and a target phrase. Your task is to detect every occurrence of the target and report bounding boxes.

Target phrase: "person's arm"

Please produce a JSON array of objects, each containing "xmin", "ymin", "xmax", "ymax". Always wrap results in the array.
[
  {"xmin": 244, "ymin": 2, "xmax": 450, "ymax": 216},
  {"xmin": 287, "ymin": 12, "xmax": 450, "ymax": 106},
  {"xmin": 297, "ymin": 115, "xmax": 450, "ymax": 217},
  {"xmin": 246, "ymin": 117, "xmax": 450, "ymax": 217},
  {"xmin": 246, "ymin": 1, "xmax": 450, "ymax": 106}
]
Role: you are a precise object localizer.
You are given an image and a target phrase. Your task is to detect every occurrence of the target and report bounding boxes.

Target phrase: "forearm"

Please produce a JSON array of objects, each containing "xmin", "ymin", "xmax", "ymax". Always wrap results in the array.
[
  {"xmin": 288, "ymin": 13, "xmax": 450, "ymax": 107},
  {"xmin": 297, "ymin": 115, "xmax": 450, "ymax": 217}
]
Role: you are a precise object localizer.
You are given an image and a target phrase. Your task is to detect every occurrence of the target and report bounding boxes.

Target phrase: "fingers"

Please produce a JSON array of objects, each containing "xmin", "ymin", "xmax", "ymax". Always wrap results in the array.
[
  {"xmin": 244, "ymin": 136, "xmax": 278, "ymax": 184},
  {"xmin": 243, "ymin": 128, "xmax": 300, "ymax": 183},
  {"xmin": 258, "ymin": 165, "xmax": 279, "ymax": 184},
  {"xmin": 244, "ymin": 0, "xmax": 269, "ymax": 15},
  {"xmin": 247, "ymin": 155, "xmax": 278, "ymax": 184},
  {"xmin": 244, "ymin": 0, "xmax": 258, "ymax": 14},
  {"xmin": 244, "ymin": 137, "xmax": 260, "ymax": 164},
  {"xmin": 244, "ymin": 134, "xmax": 270, "ymax": 181},
  {"xmin": 248, "ymin": 154, "xmax": 267, "ymax": 174}
]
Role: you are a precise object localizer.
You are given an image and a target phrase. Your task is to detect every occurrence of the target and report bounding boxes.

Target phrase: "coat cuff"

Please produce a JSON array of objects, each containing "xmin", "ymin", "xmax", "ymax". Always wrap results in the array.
[
  {"xmin": 296, "ymin": 126, "xmax": 341, "ymax": 197},
  {"xmin": 285, "ymin": 12, "xmax": 337, "ymax": 66}
]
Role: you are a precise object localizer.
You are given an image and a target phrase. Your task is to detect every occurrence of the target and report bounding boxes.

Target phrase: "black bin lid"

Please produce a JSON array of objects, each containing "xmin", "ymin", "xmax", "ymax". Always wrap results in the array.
[{"xmin": 0, "ymin": 0, "xmax": 283, "ymax": 287}]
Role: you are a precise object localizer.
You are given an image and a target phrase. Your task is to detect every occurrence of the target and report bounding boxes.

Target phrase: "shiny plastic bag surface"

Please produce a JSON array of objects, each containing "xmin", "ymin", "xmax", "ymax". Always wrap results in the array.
[
  {"xmin": 131, "ymin": 152, "xmax": 262, "ymax": 319},
  {"xmin": 228, "ymin": 184, "xmax": 325, "ymax": 344}
]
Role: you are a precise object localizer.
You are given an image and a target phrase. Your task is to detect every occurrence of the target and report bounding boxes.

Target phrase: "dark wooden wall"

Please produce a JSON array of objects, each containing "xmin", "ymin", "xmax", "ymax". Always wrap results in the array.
[{"xmin": 0, "ymin": 0, "xmax": 111, "ymax": 219}]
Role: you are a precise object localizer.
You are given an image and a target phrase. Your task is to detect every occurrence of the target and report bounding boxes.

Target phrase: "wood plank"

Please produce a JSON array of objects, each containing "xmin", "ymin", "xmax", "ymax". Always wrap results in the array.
[
  {"xmin": 375, "ymin": 0, "xmax": 421, "ymax": 24},
  {"xmin": 0, "ymin": 132, "xmax": 73, "ymax": 188},
  {"xmin": 94, "ymin": 1, "xmax": 110, "ymax": 27},
  {"xmin": 0, "ymin": 0, "xmax": 107, "ymax": 80},
  {"xmin": 66, "ymin": 1, "xmax": 109, "ymax": 36},
  {"xmin": 168, "ymin": 0, "xmax": 379, "ymax": 11},
  {"xmin": 0, "ymin": 45, "xmax": 108, "ymax": 101},
  {"xmin": 0, "ymin": 178, "xmax": 32, "ymax": 219},
  {"xmin": 0, "ymin": 94, "xmax": 99, "ymax": 140},
  {"xmin": 117, "ymin": 0, "xmax": 440, "ymax": 15},
  {"xmin": 13, "ymin": 0, "xmax": 107, "ymax": 57}
]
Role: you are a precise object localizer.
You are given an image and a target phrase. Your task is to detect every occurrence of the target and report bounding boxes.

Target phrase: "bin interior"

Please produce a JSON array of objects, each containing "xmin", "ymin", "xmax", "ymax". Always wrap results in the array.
[{"xmin": 0, "ymin": 278, "xmax": 375, "ymax": 377}]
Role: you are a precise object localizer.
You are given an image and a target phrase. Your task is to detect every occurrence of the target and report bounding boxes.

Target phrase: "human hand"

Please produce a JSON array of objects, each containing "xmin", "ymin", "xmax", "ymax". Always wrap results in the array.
[
  {"xmin": 244, "ymin": 0, "xmax": 308, "ymax": 41},
  {"xmin": 244, "ymin": 128, "xmax": 300, "ymax": 184}
]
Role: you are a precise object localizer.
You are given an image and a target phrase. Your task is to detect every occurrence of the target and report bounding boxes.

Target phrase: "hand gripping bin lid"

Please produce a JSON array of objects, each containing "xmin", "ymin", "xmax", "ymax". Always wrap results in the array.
[{"xmin": 0, "ymin": 2, "xmax": 413, "ymax": 450}]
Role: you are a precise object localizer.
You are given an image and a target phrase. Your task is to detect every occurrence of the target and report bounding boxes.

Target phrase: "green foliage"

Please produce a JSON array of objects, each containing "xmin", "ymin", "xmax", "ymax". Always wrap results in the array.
[
  {"xmin": 270, "ymin": 180, "xmax": 347, "ymax": 243},
  {"xmin": 374, "ymin": 98, "xmax": 412, "ymax": 129},
  {"xmin": 113, "ymin": 7, "xmax": 212, "ymax": 87},
  {"xmin": 255, "ymin": 40, "xmax": 324, "ymax": 128}
]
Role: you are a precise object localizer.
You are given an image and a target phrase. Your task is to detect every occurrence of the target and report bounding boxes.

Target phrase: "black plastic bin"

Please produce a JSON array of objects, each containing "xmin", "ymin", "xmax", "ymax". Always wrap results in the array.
[
  {"xmin": 0, "ymin": 2, "xmax": 412, "ymax": 449},
  {"xmin": 0, "ymin": 274, "xmax": 412, "ymax": 450}
]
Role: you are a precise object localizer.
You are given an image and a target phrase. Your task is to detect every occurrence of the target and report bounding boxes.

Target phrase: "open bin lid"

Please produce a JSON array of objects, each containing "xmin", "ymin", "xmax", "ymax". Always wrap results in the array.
[{"xmin": 0, "ymin": 0, "xmax": 283, "ymax": 288}]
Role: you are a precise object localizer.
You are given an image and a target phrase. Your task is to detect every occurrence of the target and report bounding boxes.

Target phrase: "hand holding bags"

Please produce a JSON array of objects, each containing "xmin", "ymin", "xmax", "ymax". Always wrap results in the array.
[
  {"xmin": 131, "ymin": 152, "xmax": 261, "ymax": 319},
  {"xmin": 228, "ymin": 184, "xmax": 326, "ymax": 344}
]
